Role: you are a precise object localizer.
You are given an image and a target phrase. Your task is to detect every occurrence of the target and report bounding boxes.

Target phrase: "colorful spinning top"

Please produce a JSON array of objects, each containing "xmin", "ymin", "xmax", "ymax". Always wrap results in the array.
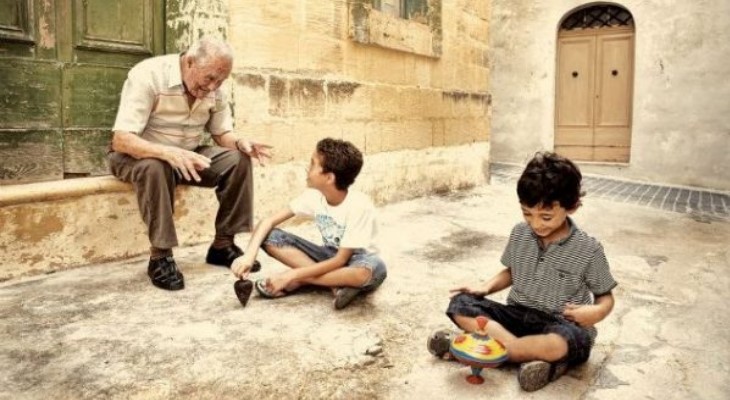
[{"xmin": 449, "ymin": 316, "xmax": 508, "ymax": 384}]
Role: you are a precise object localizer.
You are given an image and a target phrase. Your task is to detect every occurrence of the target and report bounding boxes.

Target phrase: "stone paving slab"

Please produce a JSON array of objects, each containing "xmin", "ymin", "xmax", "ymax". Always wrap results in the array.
[{"xmin": 1, "ymin": 179, "xmax": 729, "ymax": 399}]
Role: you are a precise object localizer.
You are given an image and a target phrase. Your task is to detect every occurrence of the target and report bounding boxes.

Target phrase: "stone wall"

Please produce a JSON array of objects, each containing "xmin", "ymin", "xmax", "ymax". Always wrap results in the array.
[
  {"xmin": 489, "ymin": 0, "xmax": 730, "ymax": 190},
  {"xmin": 166, "ymin": 0, "xmax": 230, "ymax": 52},
  {"xmin": 227, "ymin": 0, "xmax": 493, "ymax": 212},
  {"xmin": 0, "ymin": 0, "xmax": 492, "ymax": 280}
]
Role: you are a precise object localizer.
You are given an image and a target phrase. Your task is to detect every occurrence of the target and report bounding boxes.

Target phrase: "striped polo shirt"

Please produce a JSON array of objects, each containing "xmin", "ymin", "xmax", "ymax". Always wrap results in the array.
[
  {"xmin": 500, "ymin": 218, "xmax": 617, "ymax": 340},
  {"xmin": 112, "ymin": 54, "xmax": 233, "ymax": 151}
]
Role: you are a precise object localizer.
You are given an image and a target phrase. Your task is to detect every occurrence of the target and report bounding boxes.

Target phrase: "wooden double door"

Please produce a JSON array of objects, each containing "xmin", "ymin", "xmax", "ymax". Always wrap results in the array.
[
  {"xmin": 555, "ymin": 27, "xmax": 634, "ymax": 162},
  {"xmin": 0, "ymin": 0, "xmax": 164, "ymax": 183}
]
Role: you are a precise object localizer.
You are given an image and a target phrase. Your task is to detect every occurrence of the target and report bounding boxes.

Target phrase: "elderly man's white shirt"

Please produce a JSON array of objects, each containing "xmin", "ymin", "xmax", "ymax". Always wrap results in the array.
[{"xmin": 112, "ymin": 54, "xmax": 233, "ymax": 150}]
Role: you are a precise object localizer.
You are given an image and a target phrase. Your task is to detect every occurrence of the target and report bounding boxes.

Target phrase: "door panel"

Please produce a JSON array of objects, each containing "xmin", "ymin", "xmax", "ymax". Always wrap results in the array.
[
  {"xmin": 556, "ymin": 37, "xmax": 595, "ymax": 128},
  {"xmin": 0, "ymin": 0, "xmax": 56, "ymax": 59},
  {"xmin": 594, "ymin": 33, "xmax": 633, "ymax": 161},
  {"xmin": 556, "ymin": 127, "xmax": 593, "ymax": 146},
  {"xmin": 0, "ymin": 129, "xmax": 64, "ymax": 181},
  {"xmin": 595, "ymin": 34, "xmax": 633, "ymax": 127},
  {"xmin": 81, "ymin": 0, "xmax": 148, "ymax": 46},
  {"xmin": 556, "ymin": 145, "xmax": 594, "ymax": 162},
  {"xmin": 0, "ymin": 0, "xmax": 163, "ymax": 183},
  {"xmin": 63, "ymin": 0, "xmax": 163, "ymax": 176},
  {"xmin": 593, "ymin": 146, "xmax": 630, "ymax": 162},
  {"xmin": 0, "ymin": 59, "xmax": 63, "ymax": 129},
  {"xmin": 0, "ymin": 0, "xmax": 36, "ymax": 57},
  {"xmin": 555, "ymin": 28, "xmax": 634, "ymax": 163},
  {"xmin": 0, "ymin": 0, "xmax": 64, "ymax": 182},
  {"xmin": 595, "ymin": 127, "xmax": 631, "ymax": 147},
  {"xmin": 63, "ymin": 66, "xmax": 129, "ymax": 128},
  {"xmin": 63, "ymin": 129, "xmax": 111, "ymax": 175},
  {"xmin": 0, "ymin": 0, "xmax": 34, "ymax": 42},
  {"xmin": 555, "ymin": 36, "xmax": 596, "ymax": 161},
  {"xmin": 71, "ymin": 0, "xmax": 159, "ymax": 64}
]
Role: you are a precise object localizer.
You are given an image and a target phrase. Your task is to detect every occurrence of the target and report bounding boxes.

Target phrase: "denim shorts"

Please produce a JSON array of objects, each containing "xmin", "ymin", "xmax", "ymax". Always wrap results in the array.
[
  {"xmin": 262, "ymin": 228, "xmax": 387, "ymax": 291},
  {"xmin": 446, "ymin": 294, "xmax": 592, "ymax": 366}
]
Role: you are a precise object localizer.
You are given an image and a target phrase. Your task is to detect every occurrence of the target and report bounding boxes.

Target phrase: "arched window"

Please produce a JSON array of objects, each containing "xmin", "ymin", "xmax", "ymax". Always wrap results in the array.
[{"xmin": 561, "ymin": 5, "xmax": 634, "ymax": 31}]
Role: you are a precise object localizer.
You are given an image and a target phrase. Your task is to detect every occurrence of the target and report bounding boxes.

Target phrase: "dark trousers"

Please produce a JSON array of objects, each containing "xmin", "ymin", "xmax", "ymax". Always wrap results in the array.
[
  {"xmin": 447, "ymin": 294, "xmax": 592, "ymax": 365},
  {"xmin": 108, "ymin": 146, "xmax": 253, "ymax": 248}
]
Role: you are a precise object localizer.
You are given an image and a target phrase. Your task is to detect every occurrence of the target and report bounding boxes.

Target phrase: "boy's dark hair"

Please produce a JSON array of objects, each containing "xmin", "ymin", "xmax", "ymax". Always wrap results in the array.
[
  {"xmin": 316, "ymin": 138, "xmax": 363, "ymax": 191},
  {"xmin": 517, "ymin": 151, "xmax": 584, "ymax": 210}
]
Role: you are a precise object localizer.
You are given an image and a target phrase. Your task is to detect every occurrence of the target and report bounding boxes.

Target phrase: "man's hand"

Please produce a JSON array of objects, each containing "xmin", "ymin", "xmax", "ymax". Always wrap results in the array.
[
  {"xmin": 449, "ymin": 284, "xmax": 489, "ymax": 298},
  {"xmin": 562, "ymin": 303, "xmax": 604, "ymax": 327},
  {"xmin": 237, "ymin": 139, "xmax": 273, "ymax": 165},
  {"xmin": 163, "ymin": 147, "xmax": 211, "ymax": 182}
]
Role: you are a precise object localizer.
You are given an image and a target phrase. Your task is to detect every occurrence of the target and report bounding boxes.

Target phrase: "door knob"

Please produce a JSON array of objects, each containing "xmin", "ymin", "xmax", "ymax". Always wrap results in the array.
[
  {"xmin": 572, "ymin": 71, "xmax": 579, "ymax": 78},
  {"xmin": 612, "ymin": 69, "xmax": 619, "ymax": 76}
]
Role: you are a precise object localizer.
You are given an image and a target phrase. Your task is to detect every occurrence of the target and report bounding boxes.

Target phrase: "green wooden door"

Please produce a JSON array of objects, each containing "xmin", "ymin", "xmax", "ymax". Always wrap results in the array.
[{"xmin": 0, "ymin": 0, "xmax": 164, "ymax": 183}]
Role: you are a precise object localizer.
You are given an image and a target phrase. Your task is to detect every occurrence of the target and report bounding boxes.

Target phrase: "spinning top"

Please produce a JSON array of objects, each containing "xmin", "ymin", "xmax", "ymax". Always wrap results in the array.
[
  {"xmin": 449, "ymin": 316, "xmax": 508, "ymax": 384},
  {"xmin": 234, "ymin": 279, "xmax": 254, "ymax": 307}
]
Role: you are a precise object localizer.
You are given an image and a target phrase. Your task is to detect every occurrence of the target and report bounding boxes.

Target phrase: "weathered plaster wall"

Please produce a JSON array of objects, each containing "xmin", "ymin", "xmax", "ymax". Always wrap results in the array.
[
  {"xmin": 489, "ymin": 0, "xmax": 730, "ymax": 190},
  {"xmin": 166, "ymin": 0, "xmax": 229, "ymax": 52}
]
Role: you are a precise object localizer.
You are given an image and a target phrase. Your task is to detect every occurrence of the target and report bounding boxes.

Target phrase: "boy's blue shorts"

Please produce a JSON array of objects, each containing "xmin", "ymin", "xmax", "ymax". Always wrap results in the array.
[
  {"xmin": 261, "ymin": 228, "xmax": 387, "ymax": 291},
  {"xmin": 446, "ymin": 294, "xmax": 592, "ymax": 366}
]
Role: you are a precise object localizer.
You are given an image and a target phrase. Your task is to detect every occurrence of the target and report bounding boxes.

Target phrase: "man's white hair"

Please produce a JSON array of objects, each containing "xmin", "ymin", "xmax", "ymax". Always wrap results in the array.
[{"xmin": 186, "ymin": 37, "xmax": 234, "ymax": 66}]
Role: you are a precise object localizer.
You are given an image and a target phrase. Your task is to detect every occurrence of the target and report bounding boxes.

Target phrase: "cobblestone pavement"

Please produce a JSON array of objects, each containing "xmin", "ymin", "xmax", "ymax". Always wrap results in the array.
[{"xmin": 491, "ymin": 163, "xmax": 730, "ymax": 223}]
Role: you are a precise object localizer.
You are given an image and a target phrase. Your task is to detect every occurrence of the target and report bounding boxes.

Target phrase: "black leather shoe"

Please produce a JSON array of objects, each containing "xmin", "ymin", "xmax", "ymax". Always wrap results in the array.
[
  {"xmin": 206, "ymin": 244, "xmax": 261, "ymax": 272},
  {"xmin": 147, "ymin": 256, "xmax": 185, "ymax": 291}
]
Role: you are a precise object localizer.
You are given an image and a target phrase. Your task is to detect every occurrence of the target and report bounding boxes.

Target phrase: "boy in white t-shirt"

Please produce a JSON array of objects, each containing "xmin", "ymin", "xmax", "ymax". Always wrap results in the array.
[{"xmin": 231, "ymin": 138, "xmax": 387, "ymax": 309}]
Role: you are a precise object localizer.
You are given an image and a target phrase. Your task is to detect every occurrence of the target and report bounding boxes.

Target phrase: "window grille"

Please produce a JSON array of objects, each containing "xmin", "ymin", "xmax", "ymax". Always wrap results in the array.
[
  {"xmin": 560, "ymin": 5, "xmax": 634, "ymax": 31},
  {"xmin": 374, "ymin": 0, "xmax": 429, "ymax": 23}
]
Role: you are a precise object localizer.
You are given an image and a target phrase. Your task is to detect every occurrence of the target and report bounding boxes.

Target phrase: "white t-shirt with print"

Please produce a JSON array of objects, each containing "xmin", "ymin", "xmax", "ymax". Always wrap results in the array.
[{"xmin": 289, "ymin": 188, "xmax": 378, "ymax": 253}]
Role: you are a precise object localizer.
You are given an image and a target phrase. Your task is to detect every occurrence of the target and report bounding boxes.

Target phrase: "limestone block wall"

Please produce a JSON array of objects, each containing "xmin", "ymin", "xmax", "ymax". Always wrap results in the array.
[
  {"xmin": 227, "ymin": 0, "xmax": 493, "ymax": 210},
  {"xmin": 488, "ymin": 0, "xmax": 730, "ymax": 190}
]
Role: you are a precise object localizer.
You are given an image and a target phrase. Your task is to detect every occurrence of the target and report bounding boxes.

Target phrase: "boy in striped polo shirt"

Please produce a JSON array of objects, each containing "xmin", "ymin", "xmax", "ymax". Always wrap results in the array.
[{"xmin": 429, "ymin": 152, "xmax": 617, "ymax": 392}]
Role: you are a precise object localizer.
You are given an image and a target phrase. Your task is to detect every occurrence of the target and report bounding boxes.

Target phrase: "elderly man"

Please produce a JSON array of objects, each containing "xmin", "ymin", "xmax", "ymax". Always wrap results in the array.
[{"xmin": 108, "ymin": 38, "xmax": 270, "ymax": 291}]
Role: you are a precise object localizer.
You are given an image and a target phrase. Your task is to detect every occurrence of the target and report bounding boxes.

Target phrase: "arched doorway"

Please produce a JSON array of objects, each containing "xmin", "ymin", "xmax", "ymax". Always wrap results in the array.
[{"xmin": 554, "ymin": 5, "xmax": 635, "ymax": 162}]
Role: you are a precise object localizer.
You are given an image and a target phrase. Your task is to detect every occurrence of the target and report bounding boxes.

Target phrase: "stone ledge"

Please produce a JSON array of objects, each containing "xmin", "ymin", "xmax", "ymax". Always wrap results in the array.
[
  {"xmin": 0, "ymin": 143, "xmax": 489, "ymax": 281},
  {"xmin": 0, "ymin": 176, "xmax": 132, "ymax": 207}
]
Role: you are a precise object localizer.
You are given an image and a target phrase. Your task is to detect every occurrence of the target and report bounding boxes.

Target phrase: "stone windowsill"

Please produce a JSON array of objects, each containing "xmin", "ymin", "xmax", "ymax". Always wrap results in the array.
[{"xmin": 348, "ymin": 1, "xmax": 442, "ymax": 58}]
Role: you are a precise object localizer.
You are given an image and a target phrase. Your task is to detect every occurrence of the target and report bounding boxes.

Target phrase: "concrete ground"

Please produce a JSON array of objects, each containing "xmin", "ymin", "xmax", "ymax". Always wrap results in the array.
[{"xmin": 1, "ymin": 174, "xmax": 729, "ymax": 400}]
